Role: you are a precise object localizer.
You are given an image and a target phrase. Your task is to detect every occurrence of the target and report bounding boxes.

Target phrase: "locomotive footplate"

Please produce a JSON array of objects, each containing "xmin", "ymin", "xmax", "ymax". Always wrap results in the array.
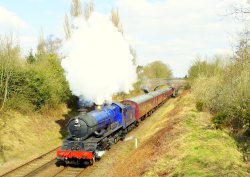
[{"xmin": 56, "ymin": 150, "xmax": 93, "ymax": 160}]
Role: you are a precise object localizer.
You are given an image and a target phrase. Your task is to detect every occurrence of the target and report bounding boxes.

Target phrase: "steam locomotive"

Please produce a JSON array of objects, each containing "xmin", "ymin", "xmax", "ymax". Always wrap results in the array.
[{"xmin": 56, "ymin": 87, "xmax": 176, "ymax": 166}]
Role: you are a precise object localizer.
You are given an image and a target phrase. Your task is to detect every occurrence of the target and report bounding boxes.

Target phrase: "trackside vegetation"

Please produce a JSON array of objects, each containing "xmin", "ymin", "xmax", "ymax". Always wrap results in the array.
[
  {"xmin": 189, "ymin": 56, "xmax": 250, "ymax": 133},
  {"xmin": 0, "ymin": 36, "xmax": 72, "ymax": 169},
  {"xmin": 0, "ymin": 37, "xmax": 71, "ymax": 112},
  {"xmin": 187, "ymin": 31, "xmax": 250, "ymax": 132},
  {"xmin": 143, "ymin": 93, "xmax": 248, "ymax": 177},
  {"xmin": 186, "ymin": 32, "xmax": 250, "ymax": 170}
]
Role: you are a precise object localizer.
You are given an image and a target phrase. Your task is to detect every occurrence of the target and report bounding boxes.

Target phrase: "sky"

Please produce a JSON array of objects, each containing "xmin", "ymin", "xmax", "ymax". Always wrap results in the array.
[{"xmin": 0, "ymin": 0, "xmax": 248, "ymax": 77}]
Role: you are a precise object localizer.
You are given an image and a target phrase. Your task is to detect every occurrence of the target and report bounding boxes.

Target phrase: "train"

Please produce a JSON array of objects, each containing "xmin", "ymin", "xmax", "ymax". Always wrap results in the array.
[{"xmin": 56, "ymin": 87, "xmax": 177, "ymax": 167}]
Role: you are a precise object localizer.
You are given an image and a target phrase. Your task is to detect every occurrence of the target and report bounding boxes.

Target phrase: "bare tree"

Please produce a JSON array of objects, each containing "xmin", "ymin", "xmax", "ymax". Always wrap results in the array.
[
  {"xmin": 230, "ymin": 1, "xmax": 250, "ymax": 21},
  {"xmin": 37, "ymin": 34, "xmax": 62, "ymax": 55},
  {"xmin": 64, "ymin": 0, "xmax": 94, "ymax": 39},
  {"xmin": 45, "ymin": 35, "xmax": 62, "ymax": 54},
  {"xmin": 37, "ymin": 31, "xmax": 45, "ymax": 54},
  {"xmin": 233, "ymin": 2, "xmax": 250, "ymax": 14},
  {"xmin": 70, "ymin": 0, "xmax": 82, "ymax": 17},
  {"xmin": 64, "ymin": 14, "xmax": 71, "ymax": 39},
  {"xmin": 111, "ymin": 8, "xmax": 123, "ymax": 33},
  {"xmin": 130, "ymin": 46, "xmax": 137, "ymax": 66},
  {"xmin": 84, "ymin": 1, "xmax": 94, "ymax": 21}
]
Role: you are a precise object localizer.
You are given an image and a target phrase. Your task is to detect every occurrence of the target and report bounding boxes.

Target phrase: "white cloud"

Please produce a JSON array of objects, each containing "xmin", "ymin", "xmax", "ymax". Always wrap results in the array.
[
  {"xmin": 0, "ymin": 6, "xmax": 28, "ymax": 29},
  {"xmin": 0, "ymin": 6, "xmax": 37, "ymax": 56},
  {"xmin": 116, "ymin": 0, "xmax": 246, "ymax": 77}
]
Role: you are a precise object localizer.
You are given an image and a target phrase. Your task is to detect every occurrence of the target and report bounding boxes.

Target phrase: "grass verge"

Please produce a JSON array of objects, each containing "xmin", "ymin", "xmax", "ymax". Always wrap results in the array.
[
  {"xmin": 143, "ymin": 92, "xmax": 248, "ymax": 177},
  {"xmin": 0, "ymin": 104, "xmax": 69, "ymax": 175}
]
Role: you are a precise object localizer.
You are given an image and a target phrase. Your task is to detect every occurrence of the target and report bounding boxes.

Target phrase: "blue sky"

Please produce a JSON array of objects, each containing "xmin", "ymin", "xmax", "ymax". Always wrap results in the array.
[
  {"xmin": 0, "ymin": 0, "xmax": 116, "ymax": 37},
  {"xmin": 0, "ymin": 0, "xmax": 248, "ymax": 76}
]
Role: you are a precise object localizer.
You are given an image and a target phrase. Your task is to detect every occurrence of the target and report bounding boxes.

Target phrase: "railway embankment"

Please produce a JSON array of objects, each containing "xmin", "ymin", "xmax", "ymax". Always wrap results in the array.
[
  {"xmin": 0, "ymin": 105, "xmax": 70, "ymax": 175},
  {"xmin": 107, "ymin": 90, "xmax": 249, "ymax": 177}
]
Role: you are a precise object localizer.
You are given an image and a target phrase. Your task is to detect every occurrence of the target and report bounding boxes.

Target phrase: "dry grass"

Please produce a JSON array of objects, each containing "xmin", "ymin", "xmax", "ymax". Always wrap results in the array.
[{"xmin": 0, "ymin": 104, "xmax": 69, "ymax": 174}]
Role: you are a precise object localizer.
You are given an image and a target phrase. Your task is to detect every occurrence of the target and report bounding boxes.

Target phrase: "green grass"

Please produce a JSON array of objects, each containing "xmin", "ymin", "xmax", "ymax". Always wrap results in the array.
[{"xmin": 144, "ymin": 94, "xmax": 248, "ymax": 177}]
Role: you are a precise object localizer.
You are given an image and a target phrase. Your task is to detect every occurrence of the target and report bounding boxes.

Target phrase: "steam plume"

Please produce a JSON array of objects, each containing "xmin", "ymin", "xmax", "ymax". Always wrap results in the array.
[{"xmin": 61, "ymin": 12, "xmax": 137, "ymax": 105}]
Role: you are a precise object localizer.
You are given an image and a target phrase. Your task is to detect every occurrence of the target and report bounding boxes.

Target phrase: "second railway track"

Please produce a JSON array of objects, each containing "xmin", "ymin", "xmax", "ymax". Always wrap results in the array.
[{"xmin": 1, "ymin": 146, "xmax": 61, "ymax": 177}]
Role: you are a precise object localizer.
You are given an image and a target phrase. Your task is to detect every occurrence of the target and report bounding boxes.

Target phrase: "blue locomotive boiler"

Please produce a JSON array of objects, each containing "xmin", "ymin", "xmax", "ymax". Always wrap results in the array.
[{"xmin": 67, "ymin": 103, "xmax": 123, "ymax": 140}]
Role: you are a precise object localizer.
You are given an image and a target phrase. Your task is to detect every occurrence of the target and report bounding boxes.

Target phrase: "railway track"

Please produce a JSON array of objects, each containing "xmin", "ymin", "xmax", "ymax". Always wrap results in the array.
[
  {"xmin": 0, "ymin": 145, "xmax": 93, "ymax": 177},
  {"xmin": 0, "ymin": 107, "xmax": 164, "ymax": 177},
  {"xmin": 1, "ymin": 146, "xmax": 61, "ymax": 177},
  {"xmin": 52, "ymin": 167, "xmax": 85, "ymax": 177}
]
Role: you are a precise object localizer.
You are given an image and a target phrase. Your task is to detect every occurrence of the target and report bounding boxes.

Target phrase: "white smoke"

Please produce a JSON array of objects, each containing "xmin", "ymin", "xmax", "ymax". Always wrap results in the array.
[{"xmin": 61, "ymin": 12, "xmax": 137, "ymax": 105}]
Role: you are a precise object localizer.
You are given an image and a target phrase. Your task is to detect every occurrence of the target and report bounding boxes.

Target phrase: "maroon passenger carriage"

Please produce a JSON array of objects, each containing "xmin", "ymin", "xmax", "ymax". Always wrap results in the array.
[{"xmin": 122, "ymin": 87, "xmax": 174, "ymax": 121}]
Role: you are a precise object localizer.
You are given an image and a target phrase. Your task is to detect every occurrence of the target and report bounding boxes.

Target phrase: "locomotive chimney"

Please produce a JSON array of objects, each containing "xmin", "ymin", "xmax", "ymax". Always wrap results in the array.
[
  {"xmin": 78, "ymin": 108, "xmax": 87, "ymax": 114},
  {"xmin": 95, "ymin": 104, "xmax": 103, "ymax": 111}
]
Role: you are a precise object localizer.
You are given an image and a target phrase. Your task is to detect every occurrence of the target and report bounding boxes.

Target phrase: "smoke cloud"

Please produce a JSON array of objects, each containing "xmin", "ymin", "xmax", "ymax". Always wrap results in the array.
[{"xmin": 61, "ymin": 12, "xmax": 137, "ymax": 105}]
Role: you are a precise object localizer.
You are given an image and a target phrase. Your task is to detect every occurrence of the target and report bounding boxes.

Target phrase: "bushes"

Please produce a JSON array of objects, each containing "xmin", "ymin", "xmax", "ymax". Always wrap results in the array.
[
  {"xmin": 195, "ymin": 101, "xmax": 203, "ymax": 112},
  {"xmin": 189, "ymin": 31, "xmax": 250, "ymax": 133},
  {"xmin": 33, "ymin": 54, "xmax": 71, "ymax": 107},
  {"xmin": 189, "ymin": 55, "xmax": 250, "ymax": 133},
  {"xmin": 0, "ymin": 38, "xmax": 71, "ymax": 112},
  {"xmin": 212, "ymin": 114, "xmax": 226, "ymax": 129},
  {"xmin": 24, "ymin": 54, "xmax": 71, "ymax": 110}
]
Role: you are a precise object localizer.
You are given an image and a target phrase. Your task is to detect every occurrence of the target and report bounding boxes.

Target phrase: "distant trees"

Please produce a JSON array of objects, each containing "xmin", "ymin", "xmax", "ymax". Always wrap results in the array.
[
  {"xmin": 37, "ymin": 34, "xmax": 62, "ymax": 55},
  {"xmin": 143, "ymin": 61, "xmax": 173, "ymax": 79}
]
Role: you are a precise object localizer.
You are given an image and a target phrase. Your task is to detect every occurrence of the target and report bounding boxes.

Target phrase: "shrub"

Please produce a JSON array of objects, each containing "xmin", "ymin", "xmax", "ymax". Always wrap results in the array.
[
  {"xmin": 0, "ymin": 37, "xmax": 71, "ymax": 112},
  {"xmin": 212, "ymin": 114, "xmax": 226, "ymax": 129},
  {"xmin": 183, "ymin": 82, "xmax": 191, "ymax": 90},
  {"xmin": 196, "ymin": 101, "xmax": 203, "ymax": 112},
  {"xmin": 190, "ymin": 56, "xmax": 250, "ymax": 133}
]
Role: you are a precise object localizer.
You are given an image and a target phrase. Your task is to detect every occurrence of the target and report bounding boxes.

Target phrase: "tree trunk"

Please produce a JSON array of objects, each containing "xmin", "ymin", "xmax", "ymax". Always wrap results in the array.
[{"xmin": 0, "ymin": 73, "xmax": 9, "ymax": 111}]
